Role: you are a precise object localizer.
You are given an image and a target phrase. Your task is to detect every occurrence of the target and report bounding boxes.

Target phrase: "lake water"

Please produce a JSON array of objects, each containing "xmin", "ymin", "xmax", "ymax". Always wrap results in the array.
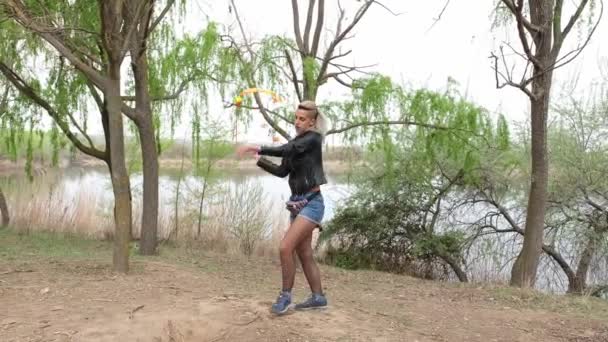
[
  {"xmin": 2, "ymin": 165, "xmax": 606, "ymax": 296},
  {"xmin": 0, "ymin": 165, "xmax": 355, "ymax": 239}
]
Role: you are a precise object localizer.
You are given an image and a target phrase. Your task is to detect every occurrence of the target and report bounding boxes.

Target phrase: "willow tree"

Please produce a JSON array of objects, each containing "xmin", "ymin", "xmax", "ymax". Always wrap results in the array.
[
  {"xmin": 319, "ymin": 83, "xmax": 512, "ymax": 282},
  {"xmin": 491, "ymin": 0, "xmax": 602, "ymax": 288},
  {"xmin": 0, "ymin": 0, "xmax": 166, "ymax": 271},
  {"xmin": 0, "ymin": 81, "xmax": 15, "ymax": 227},
  {"xmin": 0, "ymin": 1, "xmax": 226, "ymax": 257}
]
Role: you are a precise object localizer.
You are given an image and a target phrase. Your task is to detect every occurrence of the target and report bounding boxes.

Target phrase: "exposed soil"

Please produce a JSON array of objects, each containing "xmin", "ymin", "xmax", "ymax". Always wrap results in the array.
[{"xmin": 2, "ymin": 249, "xmax": 608, "ymax": 342}]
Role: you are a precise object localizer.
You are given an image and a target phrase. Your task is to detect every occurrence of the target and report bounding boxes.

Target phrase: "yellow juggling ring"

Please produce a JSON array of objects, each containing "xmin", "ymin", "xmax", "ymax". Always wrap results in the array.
[{"xmin": 233, "ymin": 88, "xmax": 284, "ymax": 107}]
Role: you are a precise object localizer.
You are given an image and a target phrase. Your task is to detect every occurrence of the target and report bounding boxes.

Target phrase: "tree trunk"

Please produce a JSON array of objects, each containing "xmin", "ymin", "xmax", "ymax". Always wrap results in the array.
[
  {"xmin": 197, "ymin": 178, "xmax": 208, "ymax": 238},
  {"xmin": 541, "ymin": 244, "xmax": 577, "ymax": 291},
  {"xmin": 438, "ymin": 254, "xmax": 468, "ymax": 283},
  {"xmin": 105, "ymin": 61, "xmax": 133, "ymax": 273},
  {"xmin": 173, "ymin": 178, "xmax": 181, "ymax": 240},
  {"xmin": 0, "ymin": 188, "xmax": 9, "ymax": 227},
  {"xmin": 99, "ymin": 0, "xmax": 133, "ymax": 273},
  {"xmin": 136, "ymin": 116, "xmax": 159, "ymax": 254},
  {"xmin": 129, "ymin": 1, "xmax": 159, "ymax": 255},
  {"xmin": 303, "ymin": 67, "xmax": 317, "ymax": 101},
  {"xmin": 568, "ymin": 225, "xmax": 605, "ymax": 294},
  {"xmin": 510, "ymin": 88, "xmax": 551, "ymax": 287},
  {"xmin": 568, "ymin": 275, "xmax": 587, "ymax": 295},
  {"xmin": 510, "ymin": 0, "xmax": 554, "ymax": 288}
]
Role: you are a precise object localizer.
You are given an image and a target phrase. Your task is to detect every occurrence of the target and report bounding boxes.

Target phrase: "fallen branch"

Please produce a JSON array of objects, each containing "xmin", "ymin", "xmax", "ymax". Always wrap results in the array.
[
  {"xmin": 0, "ymin": 269, "xmax": 34, "ymax": 275},
  {"xmin": 233, "ymin": 313, "xmax": 261, "ymax": 326},
  {"xmin": 129, "ymin": 305, "xmax": 145, "ymax": 319},
  {"xmin": 91, "ymin": 298, "xmax": 115, "ymax": 302}
]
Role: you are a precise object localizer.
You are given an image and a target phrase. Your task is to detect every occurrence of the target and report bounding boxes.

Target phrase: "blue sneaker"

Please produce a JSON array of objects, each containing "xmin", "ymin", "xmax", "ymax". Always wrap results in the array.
[
  {"xmin": 294, "ymin": 293, "xmax": 328, "ymax": 310},
  {"xmin": 271, "ymin": 291, "xmax": 292, "ymax": 315}
]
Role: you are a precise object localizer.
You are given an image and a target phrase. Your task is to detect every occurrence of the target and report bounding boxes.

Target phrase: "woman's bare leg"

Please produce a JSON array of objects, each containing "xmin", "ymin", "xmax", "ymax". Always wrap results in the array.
[
  {"xmin": 279, "ymin": 216, "xmax": 318, "ymax": 291},
  {"xmin": 296, "ymin": 228, "xmax": 323, "ymax": 294}
]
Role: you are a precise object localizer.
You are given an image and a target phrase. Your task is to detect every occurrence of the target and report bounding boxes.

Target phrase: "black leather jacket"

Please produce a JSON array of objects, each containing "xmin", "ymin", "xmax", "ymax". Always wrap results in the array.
[{"xmin": 256, "ymin": 130, "xmax": 327, "ymax": 195}]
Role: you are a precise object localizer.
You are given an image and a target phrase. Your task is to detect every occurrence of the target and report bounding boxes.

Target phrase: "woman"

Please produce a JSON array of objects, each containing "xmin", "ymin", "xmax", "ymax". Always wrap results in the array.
[{"xmin": 237, "ymin": 100, "xmax": 329, "ymax": 315}]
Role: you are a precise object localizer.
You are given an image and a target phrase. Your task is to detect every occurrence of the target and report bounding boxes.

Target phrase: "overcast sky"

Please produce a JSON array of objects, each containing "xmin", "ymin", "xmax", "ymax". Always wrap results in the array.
[
  {"xmin": 168, "ymin": 0, "xmax": 606, "ymax": 145},
  {"xmin": 58, "ymin": 1, "xmax": 603, "ymax": 145}
]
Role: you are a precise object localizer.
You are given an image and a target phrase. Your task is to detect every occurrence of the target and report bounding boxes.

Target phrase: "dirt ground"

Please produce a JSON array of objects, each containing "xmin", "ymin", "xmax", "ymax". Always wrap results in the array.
[{"xmin": 2, "ymin": 248, "xmax": 608, "ymax": 342}]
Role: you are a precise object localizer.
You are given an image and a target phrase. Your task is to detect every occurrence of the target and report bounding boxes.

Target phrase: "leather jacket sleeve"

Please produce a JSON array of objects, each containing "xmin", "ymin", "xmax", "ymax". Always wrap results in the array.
[
  {"xmin": 259, "ymin": 132, "xmax": 318, "ymax": 157},
  {"xmin": 256, "ymin": 156, "xmax": 289, "ymax": 178},
  {"xmin": 256, "ymin": 131, "xmax": 327, "ymax": 194}
]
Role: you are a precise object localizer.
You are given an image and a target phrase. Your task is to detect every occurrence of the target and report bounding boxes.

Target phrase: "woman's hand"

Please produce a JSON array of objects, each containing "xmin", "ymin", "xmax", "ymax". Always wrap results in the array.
[{"xmin": 235, "ymin": 145, "xmax": 259, "ymax": 158}]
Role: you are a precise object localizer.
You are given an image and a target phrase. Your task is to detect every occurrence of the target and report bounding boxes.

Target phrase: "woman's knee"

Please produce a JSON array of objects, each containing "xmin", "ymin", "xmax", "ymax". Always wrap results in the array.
[
  {"xmin": 296, "ymin": 244, "xmax": 314, "ymax": 261},
  {"xmin": 279, "ymin": 240, "xmax": 293, "ymax": 257}
]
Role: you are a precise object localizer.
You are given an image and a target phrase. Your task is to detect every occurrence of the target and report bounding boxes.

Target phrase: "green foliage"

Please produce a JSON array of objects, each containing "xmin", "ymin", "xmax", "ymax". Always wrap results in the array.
[
  {"xmin": 318, "ymin": 85, "xmax": 513, "ymax": 280},
  {"xmin": 50, "ymin": 124, "xmax": 60, "ymax": 167},
  {"xmin": 412, "ymin": 231, "xmax": 466, "ymax": 259},
  {"xmin": 0, "ymin": 1, "xmax": 237, "ymax": 184},
  {"xmin": 257, "ymin": 36, "xmax": 290, "ymax": 90},
  {"xmin": 302, "ymin": 56, "xmax": 319, "ymax": 97},
  {"xmin": 354, "ymin": 74, "xmax": 394, "ymax": 114},
  {"xmin": 319, "ymin": 144, "xmax": 465, "ymax": 276},
  {"xmin": 25, "ymin": 117, "xmax": 34, "ymax": 181},
  {"xmin": 0, "ymin": 0, "xmax": 102, "ymax": 176},
  {"xmin": 192, "ymin": 119, "xmax": 233, "ymax": 177}
]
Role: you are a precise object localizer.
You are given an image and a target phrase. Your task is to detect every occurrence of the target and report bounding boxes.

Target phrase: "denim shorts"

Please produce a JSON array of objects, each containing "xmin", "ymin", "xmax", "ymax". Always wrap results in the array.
[{"xmin": 289, "ymin": 192, "xmax": 325, "ymax": 227}]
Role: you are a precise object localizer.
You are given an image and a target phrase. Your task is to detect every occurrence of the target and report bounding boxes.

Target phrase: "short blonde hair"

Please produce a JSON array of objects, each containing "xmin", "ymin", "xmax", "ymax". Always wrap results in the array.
[{"xmin": 297, "ymin": 100, "xmax": 329, "ymax": 137}]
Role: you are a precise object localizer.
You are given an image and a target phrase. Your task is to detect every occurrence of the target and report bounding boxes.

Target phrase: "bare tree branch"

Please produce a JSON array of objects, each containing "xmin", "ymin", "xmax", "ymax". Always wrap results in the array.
[
  {"xmin": 500, "ymin": 0, "xmax": 543, "ymax": 33},
  {"xmin": 507, "ymin": 1, "xmax": 602, "ymax": 90},
  {"xmin": 120, "ymin": 0, "xmax": 149, "ymax": 61},
  {"xmin": 284, "ymin": 49, "xmax": 303, "ymax": 102},
  {"xmin": 426, "ymin": 0, "xmax": 450, "ymax": 32},
  {"xmin": 291, "ymin": 0, "xmax": 305, "ymax": 53},
  {"xmin": 84, "ymin": 79, "xmax": 103, "ymax": 111},
  {"xmin": 503, "ymin": 40, "xmax": 529, "ymax": 61},
  {"xmin": 553, "ymin": 0, "xmax": 564, "ymax": 43},
  {"xmin": 302, "ymin": 0, "xmax": 316, "ymax": 52},
  {"xmin": 372, "ymin": 0, "xmax": 403, "ymax": 16},
  {"xmin": 329, "ymin": 49, "xmax": 352, "ymax": 61},
  {"xmin": 321, "ymin": 66, "xmax": 360, "ymax": 83},
  {"xmin": 150, "ymin": 0, "xmax": 176, "ymax": 34},
  {"xmin": 484, "ymin": 194, "xmax": 524, "ymax": 234},
  {"xmin": 484, "ymin": 225, "xmax": 519, "ymax": 234},
  {"xmin": 513, "ymin": 1, "xmax": 541, "ymax": 68},
  {"xmin": 550, "ymin": 0, "xmax": 603, "ymax": 67},
  {"xmin": 224, "ymin": 102, "xmax": 293, "ymax": 125},
  {"xmin": 490, "ymin": 52, "xmax": 537, "ymax": 100},
  {"xmin": 16, "ymin": 25, "xmax": 100, "ymax": 36},
  {"xmin": 326, "ymin": 120, "xmax": 450, "ymax": 136},
  {"xmin": 331, "ymin": 74, "xmax": 358, "ymax": 88},
  {"xmin": 310, "ymin": 0, "xmax": 324, "ymax": 57},
  {"xmin": 558, "ymin": 0, "xmax": 590, "ymax": 47},
  {"xmin": 476, "ymin": 187, "xmax": 579, "ymax": 281},
  {"xmin": 329, "ymin": 59, "xmax": 377, "ymax": 71},
  {"xmin": 317, "ymin": 0, "xmax": 374, "ymax": 84},
  {"xmin": 0, "ymin": 85, "xmax": 9, "ymax": 115},
  {"xmin": 120, "ymin": 103, "xmax": 138, "ymax": 121},
  {"xmin": 122, "ymin": 76, "xmax": 191, "ymax": 102}
]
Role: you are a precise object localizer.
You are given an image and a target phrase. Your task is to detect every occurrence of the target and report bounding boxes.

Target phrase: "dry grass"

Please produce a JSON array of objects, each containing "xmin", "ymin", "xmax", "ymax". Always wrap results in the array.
[
  {"xmin": 167, "ymin": 179, "xmax": 291, "ymax": 259},
  {"xmin": 0, "ymin": 170, "xmax": 293, "ymax": 262},
  {"xmin": 2, "ymin": 173, "xmax": 113, "ymax": 238}
]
